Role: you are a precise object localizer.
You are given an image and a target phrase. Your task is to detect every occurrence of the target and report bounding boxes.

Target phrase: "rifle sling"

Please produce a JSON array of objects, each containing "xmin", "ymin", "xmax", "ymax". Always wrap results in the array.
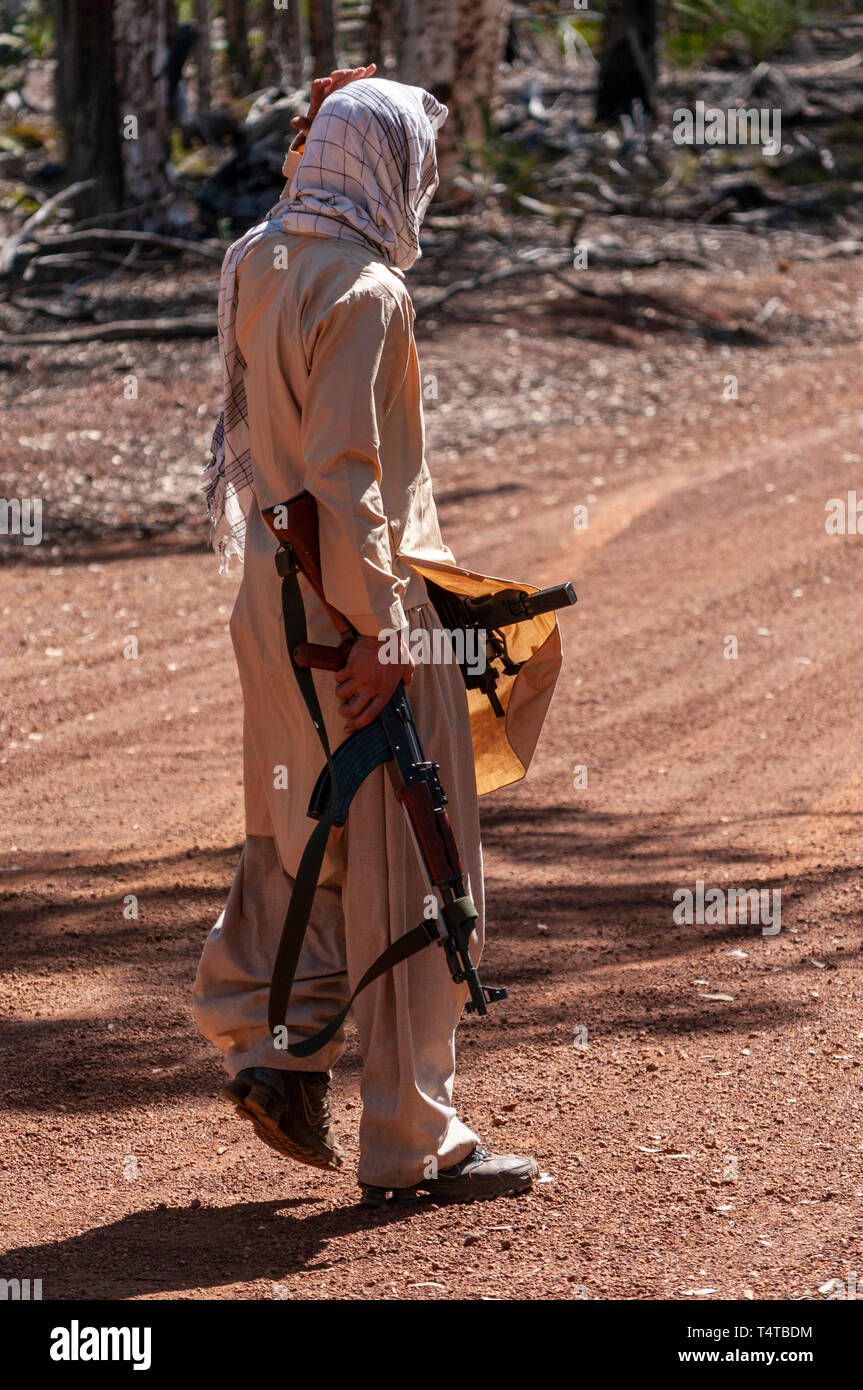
[{"xmin": 268, "ymin": 560, "xmax": 436, "ymax": 1058}]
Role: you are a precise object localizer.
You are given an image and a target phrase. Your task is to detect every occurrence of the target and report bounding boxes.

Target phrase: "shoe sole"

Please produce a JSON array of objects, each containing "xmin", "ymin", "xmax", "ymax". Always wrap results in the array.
[
  {"xmin": 223, "ymin": 1078, "xmax": 344, "ymax": 1172},
  {"xmin": 361, "ymin": 1165, "xmax": 537, "ymax": 1206},
  {"xmin": 417, "ymin": 1172, "xmax": 536, "ymax": 1203}
]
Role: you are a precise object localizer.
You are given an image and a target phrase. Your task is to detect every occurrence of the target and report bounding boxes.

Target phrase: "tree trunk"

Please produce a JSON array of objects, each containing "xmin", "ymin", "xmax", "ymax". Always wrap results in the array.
[
  {"xmin": 393, "ymin": 0, "xmax": 456, "ymax": 96},
  {"xmin": 194, "ymin": 0, "xmax": 212, "ymax": 111},
  {"xmin": 264, "ymin": 0, "xmax": 305, "ymax": 88},
  {"xmin": 260, "ymin": 0, "xmax": 279, "ymax": 85},
  {"xmin": 596, "ymin": 0, "xmax": 659, "ymax": 123},
  {"xmin": 283, "ymin": 0, "xmax": 304, "ymax": 85},
  {"xmin": 165, "ymin": 0, "xmax": 177, "ymax": 58},
  {"xmin": 365, "ymin": 0, "xmax": 396, "ymax": 68},
  {"xmin": 113, "ymin": 0, "xmax": 172, "ymax": 213},
  {"xmin": 365, "ymin": 0, "xmax": 384, "ymax": 67},
  {"xmin": 393, "ymin": 0, "xmax": 511, "ymax": 192},
  {"xmin": 54, "ymin": 0, "xmax": 124, "ymax": 215},
  {"xmin": 224, "ymin": 0, "xmax": 252, "ymax": 95},
  {"xmin": 308, "ymin": 0, "xmax": 337, "ymax": 75},
  {"xmin": 453, "ymin": 0, "xmax": 510, "ymax": 145}
]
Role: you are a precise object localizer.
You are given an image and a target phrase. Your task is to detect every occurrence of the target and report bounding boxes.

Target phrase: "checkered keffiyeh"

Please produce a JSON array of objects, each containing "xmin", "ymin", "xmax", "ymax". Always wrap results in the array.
[{"xmin": 203, "ymin": 77, "xmax": 448, "ymax": 571}]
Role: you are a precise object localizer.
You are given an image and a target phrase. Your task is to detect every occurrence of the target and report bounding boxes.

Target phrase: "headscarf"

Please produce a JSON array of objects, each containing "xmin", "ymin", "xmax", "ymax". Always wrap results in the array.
[{"xmin": 204, "ymin": 77, "xmax": 448, "ymax": 570}]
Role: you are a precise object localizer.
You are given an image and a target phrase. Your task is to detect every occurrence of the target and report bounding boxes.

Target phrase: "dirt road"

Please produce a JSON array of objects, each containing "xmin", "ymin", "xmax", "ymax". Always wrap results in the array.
[{"xmin": 2, "ymin": 256, "xmax": 862, "ymax": 1300}]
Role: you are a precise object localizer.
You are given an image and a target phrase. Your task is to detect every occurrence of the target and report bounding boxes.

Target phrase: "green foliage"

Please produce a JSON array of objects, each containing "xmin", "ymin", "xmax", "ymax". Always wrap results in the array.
[
  {"xmin": 0, "ymin": 2, "xmax": 52, "ymax": 63},
  {"xmin": 474, "ymin": 134, "xmax": 544, "ymax": 213},
  {"xmin": 170, "ymin": 127, "xmax": 187, "ymax": 166},
  {"xmin": 4, "ymin": 185, "xmax": 40, "ymax": 215},
  {"xmin": 175, "ymin": 146, "xmax": 217, "ymax": 178},
  {"xmin": 672, "ymin": 148, "xmax": 700, "ymax": 188},
  {"xmin": 553, "ymin": 14, "xmax": 602, "ymax": 62},
  {"xmin": 572, "ymin": 18, "xmax": 603, "ymax": 51},
  {"xmin": 664, "ymin": 28, "xmax": 712, "ymax": 70},
  {"xmin": 669, "ymin": 0, "xmax": 813, "ymax": 65},
  {"xmin": 4, "ymin": 122, "xmax": 43, "ymax": 148}
]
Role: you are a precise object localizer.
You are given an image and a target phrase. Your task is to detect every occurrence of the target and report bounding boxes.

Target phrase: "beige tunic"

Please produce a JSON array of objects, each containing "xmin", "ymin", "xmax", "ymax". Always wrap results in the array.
[
  {"xmin": 195, "ymin": 143, "xmax": 562, "ymax": 1186},
  {"xmin": 237, "ymin": 230, "xmax": 447, "ymax": 631},
  {"xmin": 233, "ymin": 219, "xmax": 455, "ymax": 876},
  {"xmin": 270, "ymin": 139, "xmax": 565, "ymax": 798},
  {"xmin": 197, "ymin": 208, "xmax": 488, "ymax": 1183},
  {"xmin": 194, "ymin": 605, "xmax": 485, "ymax": 1187}
]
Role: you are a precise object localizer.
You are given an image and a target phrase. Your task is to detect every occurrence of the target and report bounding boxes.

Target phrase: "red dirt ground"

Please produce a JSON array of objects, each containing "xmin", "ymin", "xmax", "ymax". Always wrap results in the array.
[{"xmin": 1, "ymin": 254, "xmax": 862, "ymax": 1300}]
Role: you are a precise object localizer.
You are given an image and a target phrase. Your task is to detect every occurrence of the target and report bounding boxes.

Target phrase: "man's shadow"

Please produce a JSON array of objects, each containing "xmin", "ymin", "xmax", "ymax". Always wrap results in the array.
[{"xmin": 2, "ymin": 1196, "xmax": 423, "ymax": 1300}]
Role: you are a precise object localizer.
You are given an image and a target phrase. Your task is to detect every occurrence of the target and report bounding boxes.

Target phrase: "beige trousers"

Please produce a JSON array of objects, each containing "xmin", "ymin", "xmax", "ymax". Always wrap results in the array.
[{"xmin": 193, "ymin": 604, "xmax": 484, "ymax": 1189}]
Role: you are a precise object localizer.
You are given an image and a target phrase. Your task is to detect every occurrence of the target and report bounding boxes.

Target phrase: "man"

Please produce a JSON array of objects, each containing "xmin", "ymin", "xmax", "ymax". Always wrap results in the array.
[{"xmin": 195, "ymin": 70, "xmax": 541, "ymax": 1204}]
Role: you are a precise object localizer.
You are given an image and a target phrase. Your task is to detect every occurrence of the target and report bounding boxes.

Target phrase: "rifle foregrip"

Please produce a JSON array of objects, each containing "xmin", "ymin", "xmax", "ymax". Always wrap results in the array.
[{"xmin": 397, "ymin": 784, "xmax": 463, "ymax": 882}]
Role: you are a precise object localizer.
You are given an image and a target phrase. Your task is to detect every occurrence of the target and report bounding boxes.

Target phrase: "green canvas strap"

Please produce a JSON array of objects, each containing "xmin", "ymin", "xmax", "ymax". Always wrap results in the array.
[
  {"xmin": 287, "ymin": 921, "xmax": 437, "ymax": 1059},
  {"xmin": 268, "ymin": 546, "xmax": 436, "ymax": 1058},
  {"xmin": 267, "ymin": 548, "xmax": 339, "ymax": 1040}
]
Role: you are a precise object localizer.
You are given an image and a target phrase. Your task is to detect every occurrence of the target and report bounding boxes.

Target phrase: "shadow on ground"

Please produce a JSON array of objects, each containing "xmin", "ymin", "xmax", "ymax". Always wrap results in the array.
[{"xmin": 0, "ymin": 1196, "xmax": 426, "ymax": 1300}]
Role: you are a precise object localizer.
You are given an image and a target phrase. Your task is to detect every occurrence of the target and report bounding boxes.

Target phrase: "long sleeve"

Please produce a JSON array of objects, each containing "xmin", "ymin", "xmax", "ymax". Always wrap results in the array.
[{"xmin": 300, "ymin": 282, "xmax": 412, "ymax": 637}]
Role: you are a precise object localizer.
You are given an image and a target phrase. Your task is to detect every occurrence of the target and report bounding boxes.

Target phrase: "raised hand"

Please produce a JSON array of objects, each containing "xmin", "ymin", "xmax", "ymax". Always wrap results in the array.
[{"xmin": 291, "ymin": 63, "xmax": 377, "ymax": 137}]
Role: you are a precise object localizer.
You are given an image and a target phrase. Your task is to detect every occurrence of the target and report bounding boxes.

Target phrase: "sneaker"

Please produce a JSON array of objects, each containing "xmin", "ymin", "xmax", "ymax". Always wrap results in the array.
[
  {"xmin": 359, "ymin": 1144, "xmax": 539, "ymax": 1206},
  {"xmin": 224, "ymin": 1066, "xmax": 345, "ymax": 1171},
  {"xmin": 420, "ymin": 1144, "xmax": 538, "ymax": 1201}
]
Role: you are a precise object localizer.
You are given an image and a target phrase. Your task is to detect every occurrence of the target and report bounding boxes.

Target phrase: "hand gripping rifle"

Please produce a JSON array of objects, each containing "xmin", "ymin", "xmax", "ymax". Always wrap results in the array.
[{"xmin": 261, "ymin": 491, "xmax": 575, "ymax": 1058}]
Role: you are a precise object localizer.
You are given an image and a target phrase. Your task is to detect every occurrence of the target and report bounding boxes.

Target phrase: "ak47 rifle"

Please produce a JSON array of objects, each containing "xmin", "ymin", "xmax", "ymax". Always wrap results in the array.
[{"xmin": 261, "ymin": 490, "xmax": 576, "ymax": 1057}]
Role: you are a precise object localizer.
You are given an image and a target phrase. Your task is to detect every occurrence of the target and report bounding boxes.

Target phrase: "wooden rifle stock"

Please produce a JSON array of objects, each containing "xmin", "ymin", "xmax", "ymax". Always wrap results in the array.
[
  {"xmin": 294, "ymin": 639, "xmax": 353, "ymax": 671},
  {"xmin": 261, "ymin": 490, "xmax": 356, "ymax": 666}
]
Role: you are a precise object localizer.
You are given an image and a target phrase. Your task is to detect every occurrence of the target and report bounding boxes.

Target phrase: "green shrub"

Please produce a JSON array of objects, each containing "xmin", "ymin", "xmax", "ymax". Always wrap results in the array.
[{"xmin": 670, "ymin": 0, "xmax": 813, "ymax": 64}]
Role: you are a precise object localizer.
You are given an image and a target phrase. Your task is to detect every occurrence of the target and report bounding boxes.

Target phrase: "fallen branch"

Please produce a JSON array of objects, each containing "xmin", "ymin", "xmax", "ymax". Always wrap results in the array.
[
  {"xmin": 0, "ymin": 180, "xmax": 95, "ymax": 276},
  {"xmin": 793, "ymin": 239, "xmax": 863, "ymax": 260},
  {"xmin": 6, "ymin": 296, "xmax": 86, "ymax": 321},
  {"xmin": 26, "ymin": 229, "xmax": 225, "ymax": 263},
  {"xmin": 73, "ymin": 195, "xmax": 177, "ymax": 230},
  {"xmin": 0, "ymin": 316, "xmax": 215, "ymax": 345},
  {"xmin": 416, "ymin": 258, "xmax": 557, "ymax": 311},
  {"xmin": 25, "ymin": 251, "xmax": 155, "ymax": 272},
  {"xmin": 416, "ymin": 242, "xmax": 710, "ymax": 312}
]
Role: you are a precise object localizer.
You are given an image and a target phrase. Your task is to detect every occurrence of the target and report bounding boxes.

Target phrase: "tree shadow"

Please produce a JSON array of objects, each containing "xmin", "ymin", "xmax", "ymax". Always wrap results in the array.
[
  {"xmin": 0, "ymin": 1195, "xmax": 427, "ymax": 1301},
  {"xmin": 1, "ymin": 842, "xmax": 238, "ymax": 972},
  {"xmin": 445, "ymin": 286, "xmax": 780, "ymax": 349},
  {"xmin": 0, "ymin": 528, "xmax": 211, "ymax": 568},
  {"xmin": 3, "ymin": 815, "xmax": 857, "ymax": 1113}
]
